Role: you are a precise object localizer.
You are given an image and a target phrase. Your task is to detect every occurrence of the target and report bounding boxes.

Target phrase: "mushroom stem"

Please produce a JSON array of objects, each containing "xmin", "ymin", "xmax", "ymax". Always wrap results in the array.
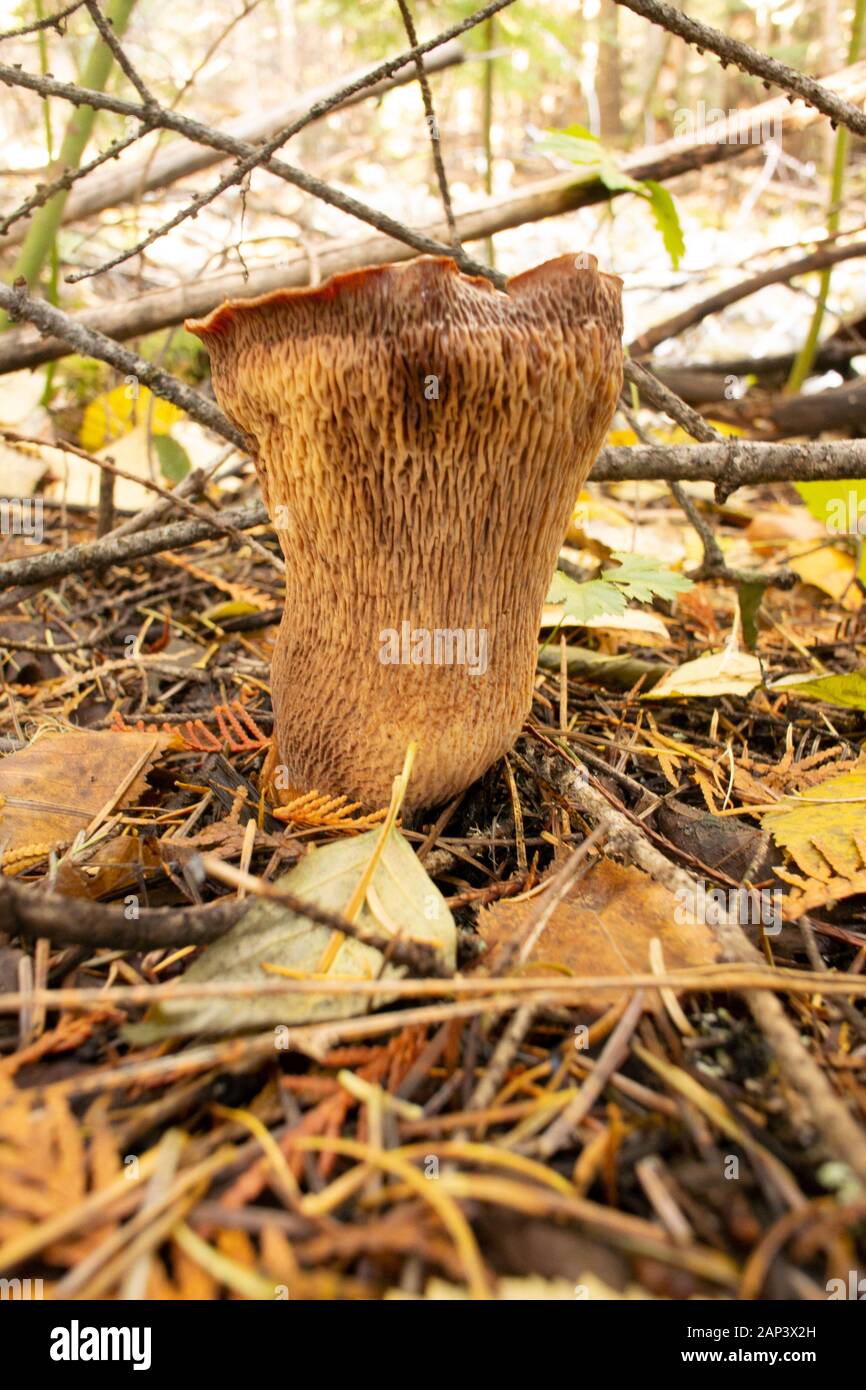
[{"xmin": 187, "ymin": 254, "xmax": 623, "ymax": 812}]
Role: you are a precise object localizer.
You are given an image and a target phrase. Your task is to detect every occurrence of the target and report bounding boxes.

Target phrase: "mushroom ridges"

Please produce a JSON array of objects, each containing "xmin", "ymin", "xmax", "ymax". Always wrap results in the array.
[{"xmin": 187, "ymin": 253, "xmax": 623, "ymax": 811}]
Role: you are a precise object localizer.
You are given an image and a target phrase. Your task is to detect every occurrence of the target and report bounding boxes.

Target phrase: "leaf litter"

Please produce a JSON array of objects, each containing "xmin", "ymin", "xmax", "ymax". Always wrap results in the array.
[{"xmin": 0, "ymin": 452, "xmax": 865, "ymax": 1302}]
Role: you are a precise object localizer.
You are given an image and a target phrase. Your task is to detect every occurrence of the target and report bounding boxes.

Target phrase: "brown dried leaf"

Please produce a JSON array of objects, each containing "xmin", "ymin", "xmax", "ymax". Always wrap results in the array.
[
  {"xmin": 0, "ymin": 730, "xmax": 169, "ymax": 879},
  {"xmin": 52, "ymin": 830, "xmax": 162, "ymax": 899},
  {"xmin": 477, "ymin": 859, "xmax": 719, "ymax": 1015}
]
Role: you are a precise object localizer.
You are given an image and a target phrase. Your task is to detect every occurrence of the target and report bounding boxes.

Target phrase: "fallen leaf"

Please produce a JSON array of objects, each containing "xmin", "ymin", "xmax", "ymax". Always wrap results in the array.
[
  {"xmin": 656, "ymin": 799, "xmax": 778, "ymax": 883},
  {"xmin": 52, "ymin": 830, "xmax": 163, "ymax": 900},
  {"xmin": 771, "ymin": 667, "xmax": 866, "ymax": 711},
  {"xmin": 0, "ymin": 371, "xmax": 49, "ymax": 428},
  {"xmin": 788, "ymin": 545, "xmax": 861, "ymax": 611},
  {"xmin": 642, "ymin": 649, "xmax": 762, "ymax": 700},
  {"xmin": 567, "ymin": 490, "xmax": 633, "ymax": 546},
  {"xmin": 130, "ymin": 827, "xmax": 456, "ymax": 1038},
  {"xmin": 541, "ymin": 602, "xmax": 669, "ymax": 640},
  {"xmin": 477, "ymin": 858, "xmax": 719, "ymax": 1015},
  {"xmin": 761, "ymin": 768, "xmax": 866, "ymax": 883},
  {"xmin": 796, "ymin": 480, "xmax": 866, "ymax": 582},
  {"xmin": 746, "ymin": 507, "xmax": 826, "ymax": 545},
  {"xmin": 0, "ymin": 731, "xmax": 169, "ymax": 876},
  {"xmin": 152, "ymin": 432, "xmax": 192, "ymax": 483},
  {"xmin": 79, "ymin": 383, "xmax": 183, "ymax": 452}
]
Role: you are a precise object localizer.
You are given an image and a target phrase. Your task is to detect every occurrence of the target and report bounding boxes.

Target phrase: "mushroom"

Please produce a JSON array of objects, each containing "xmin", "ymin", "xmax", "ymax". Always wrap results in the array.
[{"xmin": 186, "ymin": 253, "xmax": 623, "ymax": 812}]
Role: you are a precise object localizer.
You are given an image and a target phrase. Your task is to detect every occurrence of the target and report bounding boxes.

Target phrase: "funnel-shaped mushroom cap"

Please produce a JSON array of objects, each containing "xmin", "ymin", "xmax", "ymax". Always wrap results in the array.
[{"xmin": 187, "ymin": 254, "xmax": 623, "ymax": 812}]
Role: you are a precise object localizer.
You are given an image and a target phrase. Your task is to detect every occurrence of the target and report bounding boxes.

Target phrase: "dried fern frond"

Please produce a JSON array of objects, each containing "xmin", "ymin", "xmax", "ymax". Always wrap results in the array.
[{"xmin": 272, "ymin": 790, "xmax": 389, "ymax": 833}]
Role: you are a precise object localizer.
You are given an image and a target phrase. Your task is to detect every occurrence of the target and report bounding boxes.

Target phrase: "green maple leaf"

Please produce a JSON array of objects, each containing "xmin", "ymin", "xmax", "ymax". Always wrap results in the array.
[
  {"xmin": 546, "ymin": 570, "xmax": 628, "ymax": 622},
  {"xmin": 602, "ymin": 553, "xmax": 694, "ymax": 604}
]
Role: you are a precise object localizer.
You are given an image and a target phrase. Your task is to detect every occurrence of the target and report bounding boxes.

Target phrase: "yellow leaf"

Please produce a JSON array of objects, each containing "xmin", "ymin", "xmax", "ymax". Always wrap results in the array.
[
  {"xmin": 783, "ymin": 868, "xmax": 866, "ymax": 915},
  {"xmin": 201, "ymin": 599, "xmax": 262, "ymax": 622},
  {"xmin": 788, "ymin": 545, "xmax": 861, "ymax": 611},
  {"xmin": 771, "ymin": 668, "xmax": 866, "ymax": 711},
  {"xmin": 80, "ymin": 384, "xmax": 183, "ymax": 452},
  {"xmin": 761, "ymin": 769, "xmax": 866, "ymax": 883},
  {"xmin": 796, "ymin": 480, "xmax": 866, "ymax": 583}
]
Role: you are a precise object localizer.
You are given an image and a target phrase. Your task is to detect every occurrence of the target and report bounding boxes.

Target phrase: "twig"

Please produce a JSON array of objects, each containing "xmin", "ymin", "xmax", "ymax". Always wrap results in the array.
[
  {"xmin": 619, "ymin": 400, "xmax": 727, "ymax": 575},
  {"xmin": 2, "ymin": 965, "xmax": 865, "ymax": 1014},
  {"xmin": 97, "ymin": 463, "xmax": 114, "ymax": 538},
  {"xmin": 0, "ymin": 500, "xmax": 268, "ymax": 592},
  {"xmin": 0, "ymin": 429, "xmax": 282, "ymax": 574},
  {"xmin": 2, "ymin": 73, "xmax": 859, "ymax": 371},
  {"xmin": 532, "ymin": 989, "xmax": 646, "ymax": 1157},
  {"xmin": 0, "ymin": 2, "xmax": 518, "ymax": 287},
  {"xmin": 629, "ymin": 238, "xmax": 866, "ymax": 357},
  {"xmin": 197, "ymin": 853, "xmax": 451, "ymax": 980},
  {"xmin": 396, "ymin": 0, "xmax": 461, "ymax": 252},
  {"xmin": 614, "ymin": 0, "xmax": 866, "ymax": 137},
  {"xmin": 464, "ymin": 1004, "xmax": 538, "ymax": 1113},
  {"xmin": 1, "ymin": 41, "xmax": 468, "ymax": 244},
  {"xmin": 592, "ymin": 438, "xmax": 866, "ymax": 500},
  {"xmin": 3, "ymin": 439, "xmax": 866, "ymax": 594},
  {"xmin": 624, "ymin": 359, "xmax": 720, "ymax": 444},
  {"xmin": 0, "ymin": 281, "xmax": 247, "ymax": 449},
  {"xmin": 0, "ymin": 877, "xmax": 245, "ymax": 949},
  {"xmin": 82, "ymin": 0, "xmax": 156, "ymax": 107},
  {"xmin": 798, "ymin": 917, "xmax": 866, "ymax": 1045},
  {"xmin": 526, "ymin": 744, "xmax": 866, "ymax": 1189},
  {"xmin": 107, "ymin": 448, "xmax": 234, "ymax": 538},
  {"xmin": 0, "ymin": 0, "xmax": 84, "ymax": 41},
  {"xmin": 0, "ymin": 127, "xmax": 154, "ymax": 238}
]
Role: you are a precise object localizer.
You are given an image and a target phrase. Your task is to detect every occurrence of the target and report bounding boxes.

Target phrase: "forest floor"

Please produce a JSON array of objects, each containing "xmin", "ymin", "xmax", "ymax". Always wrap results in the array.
[{"xmin": 0, "ymin": 447, "xmax": 864, "ymax": 1301}]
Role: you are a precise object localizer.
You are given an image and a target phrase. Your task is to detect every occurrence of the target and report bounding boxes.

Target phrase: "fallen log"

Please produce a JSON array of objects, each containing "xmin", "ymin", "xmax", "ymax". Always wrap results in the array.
[
  {"xmin": 629, "ymin": 239, "xmax": 866, "ymax": 358},
  {"xmin": 709, "ymin": 379, "xmax": 866, "ymax": 437},
  {"xmin": 651, "ymin": 339, "xmax": 864, "ymax": 402}
]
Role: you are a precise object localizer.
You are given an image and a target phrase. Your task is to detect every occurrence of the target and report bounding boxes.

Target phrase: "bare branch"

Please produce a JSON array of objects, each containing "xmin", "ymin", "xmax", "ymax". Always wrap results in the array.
[
  {"xmin": 595, "ymin": 439, "xmax": 866, "ymax": 497},
  {"xmin": 624, "ymin": 359, "xmax": 721, "ymax": 443},
  {"xmin": 0, "ymin": 2, "xmax": 517, "ymax": 287},
  {"xmin": 630, "ymin": 238, "xmax": 866, "ymax": 357},
  {"xmin": 0, "ymin": 125, "xmax": 154, "ymax": 237},
  {"xmin": 0, "ymin": 0, "xmax": 85, "ymax": 42},
  {"xmin": 0, "ymin": 280, "xmax": 247, "ymax": 450},
  {"xmin": 0, "ymin": 501, "xmax": 268, "ymax": 592},
  {"xmin": 396, "ymin": 0, "xmax": 461, "ymax": 252},
  {"xmin": 2, "ymin": 442, "xmax": 865, "ymax": 595},
  {"xmin": 3, "ymin": 67, "xmax": 862, "ymax": 365},
  {"xmin": 82, "ymin": 0, "xmax": 156, "ymax": 107},
  {"xmin": 615, "ymin": 0, "xmax": 866, "ymax": 137},
  {"xmin": 0, "ymin": 430, "xmax": 281, "ymax": 572},
  {"xmin": 0, "ymin": 42, "xmax": 466, "ymax": 243},
  {"xmin": 0, "ymin": 876, "xmax": 245, "ymax": 950}
]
